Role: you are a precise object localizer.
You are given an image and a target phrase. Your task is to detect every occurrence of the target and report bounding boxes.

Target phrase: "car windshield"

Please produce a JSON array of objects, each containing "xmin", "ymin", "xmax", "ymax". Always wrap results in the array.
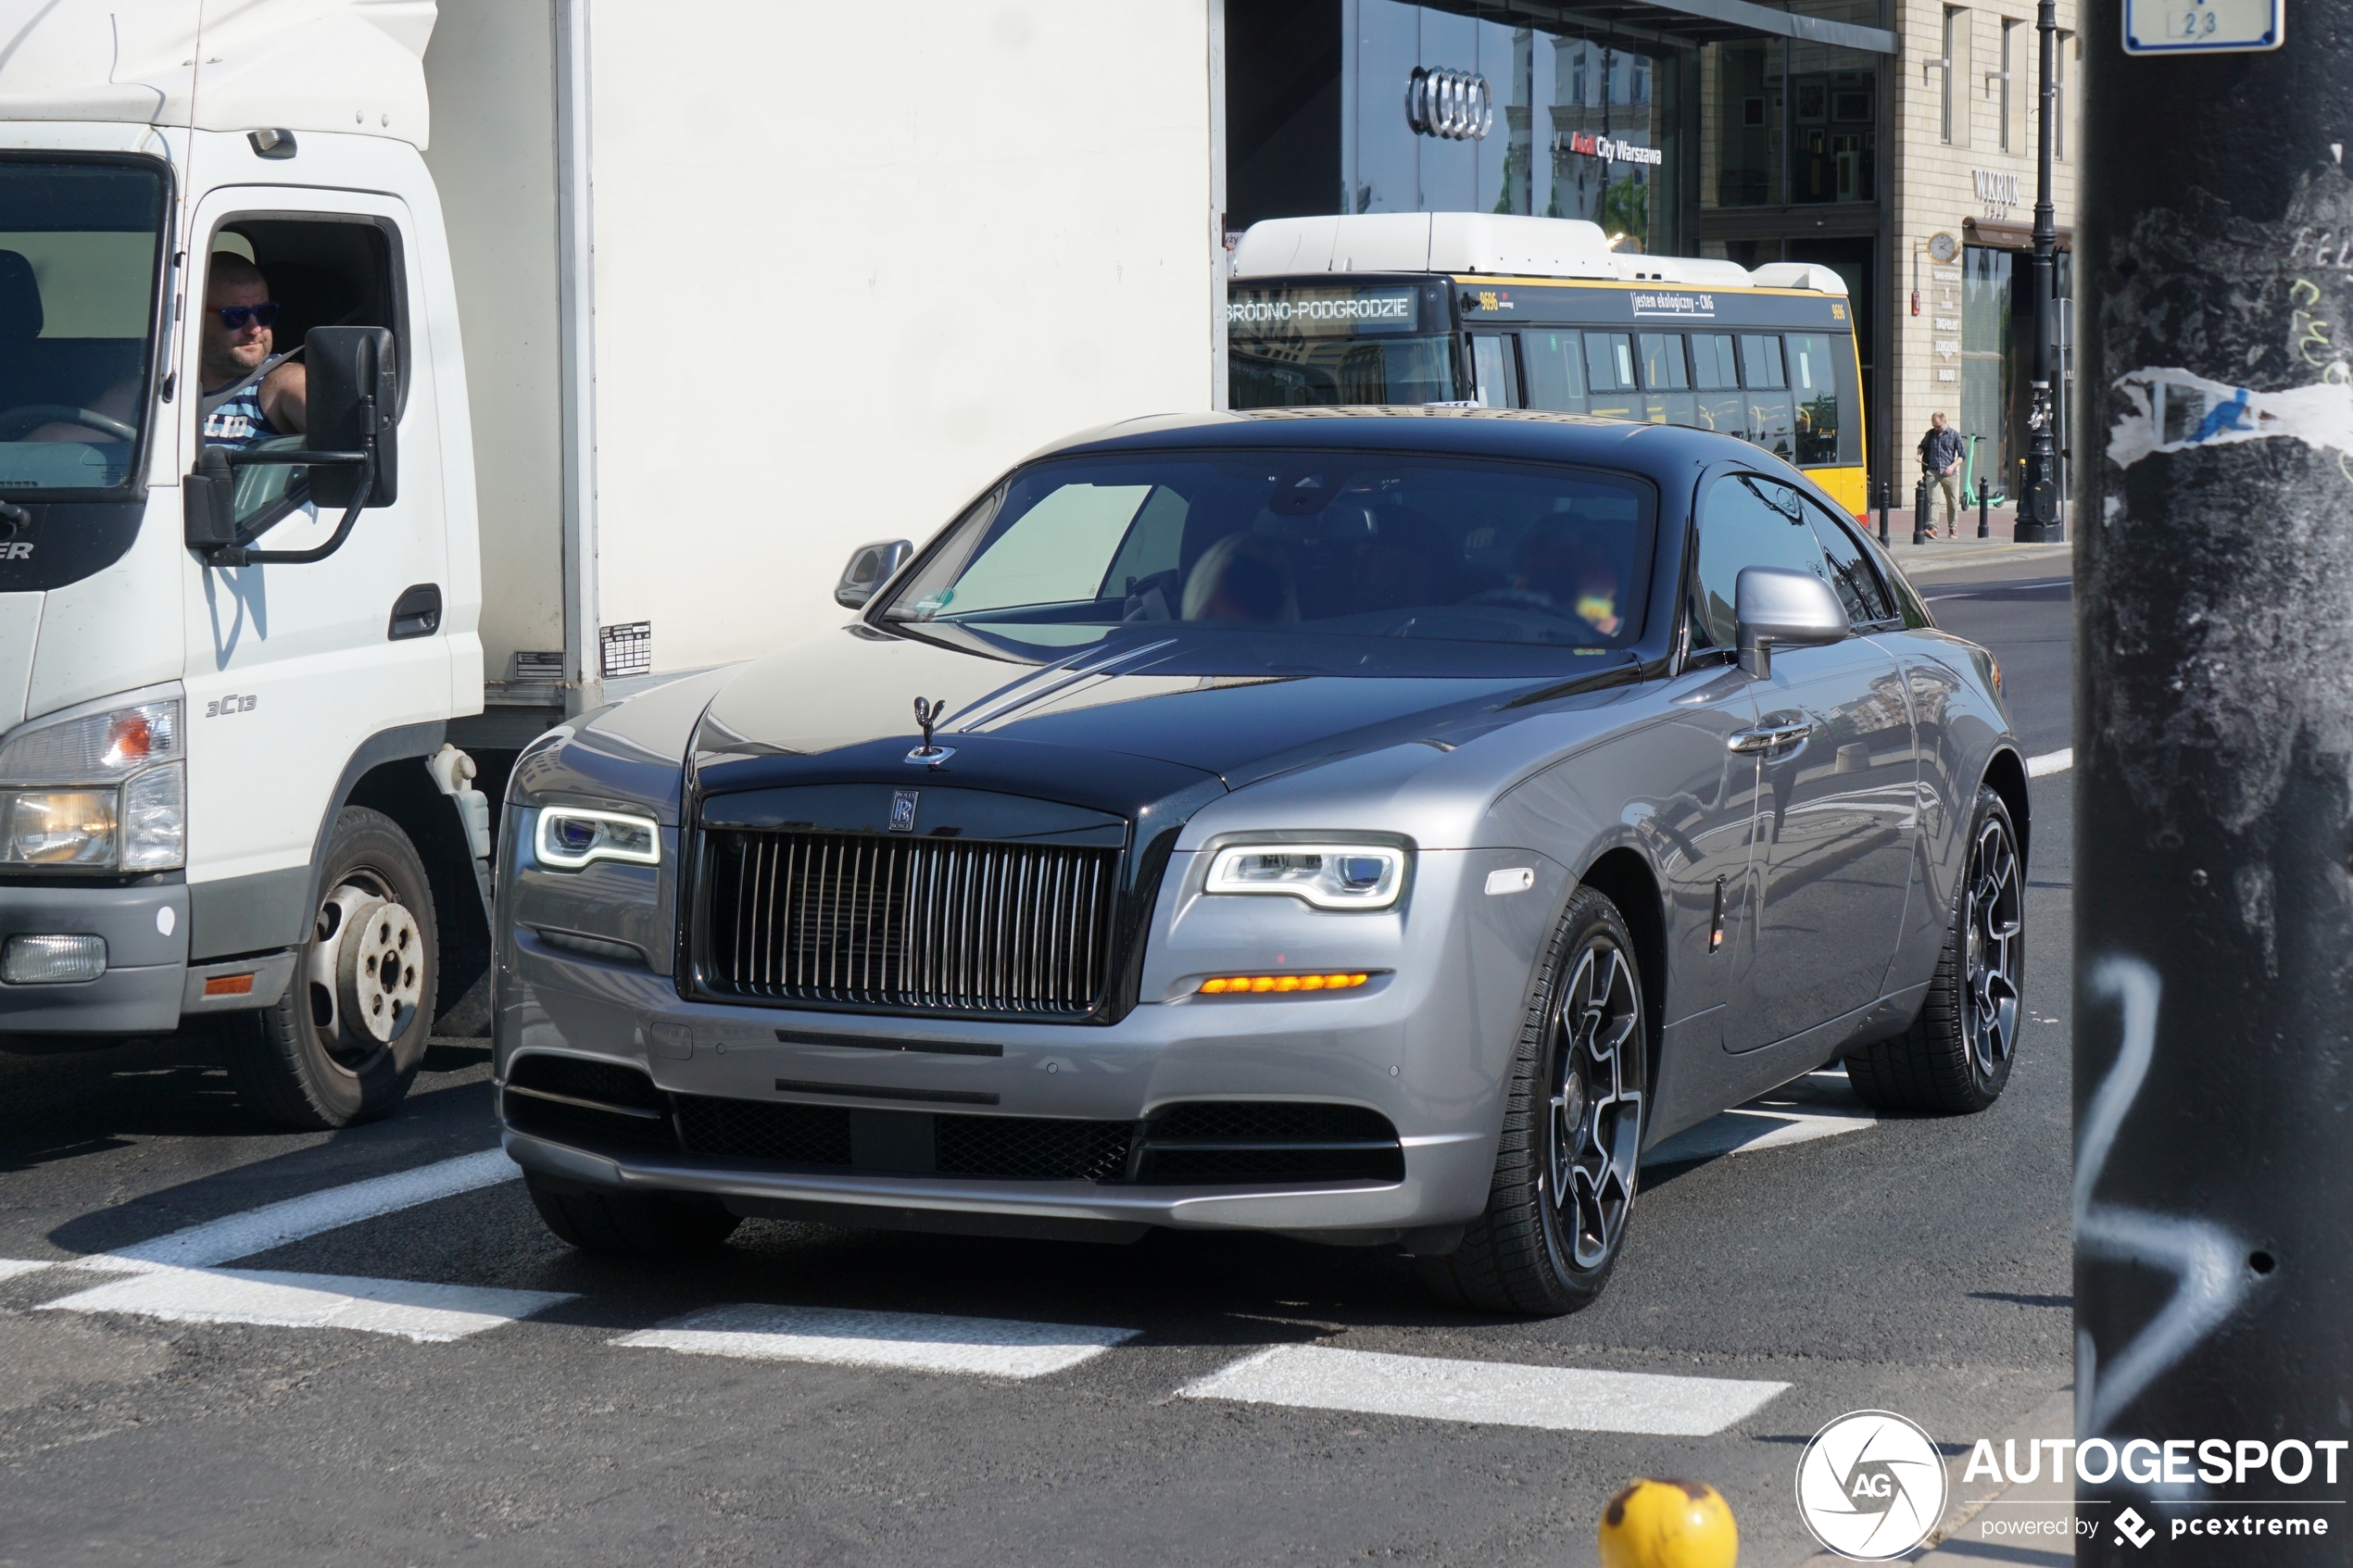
[
  {"xmin": 0, "ymin": 158, "xmax": 166, "ymax": 496},
  {"xmin": 882, "ymin": 452, "xmax": 1655, "ymax": 656}
]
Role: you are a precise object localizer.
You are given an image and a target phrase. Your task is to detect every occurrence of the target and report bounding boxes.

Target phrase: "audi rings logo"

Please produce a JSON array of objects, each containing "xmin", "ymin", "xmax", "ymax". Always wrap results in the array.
[{"xmin": 1405, "ymin": 66, "xmax": 1492, "ymax": 141}]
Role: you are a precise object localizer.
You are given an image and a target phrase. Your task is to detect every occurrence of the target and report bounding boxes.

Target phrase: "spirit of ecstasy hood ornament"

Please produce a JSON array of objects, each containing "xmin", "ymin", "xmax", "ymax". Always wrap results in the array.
[{"xmin": 907, "ymin": 696, "xmax": 954, "ymax": 767}]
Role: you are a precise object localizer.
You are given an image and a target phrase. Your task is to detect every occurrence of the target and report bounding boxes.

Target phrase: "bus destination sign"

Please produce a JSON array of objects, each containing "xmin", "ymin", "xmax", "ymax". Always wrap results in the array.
[{"xmin": 1227, "ymin": 287, "xmax": 1419, "ymax": 335}]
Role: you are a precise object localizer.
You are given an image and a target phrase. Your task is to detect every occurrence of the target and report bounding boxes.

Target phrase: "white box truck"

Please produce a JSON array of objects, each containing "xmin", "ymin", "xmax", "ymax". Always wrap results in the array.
[{"xmin": 0, "ymin": 0, "xmax": 1224, "ymax": 1123}]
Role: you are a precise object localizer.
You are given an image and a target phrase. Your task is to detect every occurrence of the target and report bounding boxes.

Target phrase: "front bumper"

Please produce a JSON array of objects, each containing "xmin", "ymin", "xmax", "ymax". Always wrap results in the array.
[
  {"xmin": 0, "ymin": 880, "xmax": 188, "ymax": 1034},
  {"xmin": 494, "ymin": 844, "xmax": 1569, "ymax": 1238}
]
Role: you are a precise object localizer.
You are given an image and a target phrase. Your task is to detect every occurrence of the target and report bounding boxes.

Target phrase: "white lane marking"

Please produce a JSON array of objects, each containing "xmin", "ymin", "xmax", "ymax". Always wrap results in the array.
[
  {"xmin": 614, "ymin": 1303, "xmax": 1139, "ymax": 1378},
  {"xmin": 1642, "ymin": 1069, "xmax": 1875, "ymax": 1167},
  {"xmin": 84, "ymin": 1148, "xmax": 519, "ymax": 1273},
  {"xmin": 41, "ymin": 1266, "xmax": 572, "ymax": 1343},
  {"xmin": 1181, "ymin": 1346, "xmax": 1788, "ymax": 1436},
  {"xmin": 0, "ymin": 1258, "xmax": 58, "ymax": 1282},
  {"xmin": 1923, "ymin": 576, "xmax": 2073, "ymax": 601},
  {"xmin": 2028, "ymin": 747, "xmax": 2073, "ymax": 777},
  {"xmin": 1642, "ymin": 1106, "xmax": 1874, "ymax": 1165}
]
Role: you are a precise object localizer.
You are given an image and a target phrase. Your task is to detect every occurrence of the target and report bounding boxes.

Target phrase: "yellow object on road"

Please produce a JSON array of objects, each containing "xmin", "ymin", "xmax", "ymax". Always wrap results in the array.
[{"xmin": 1596, "ymin": 1477, "xmax": 1739, "ymax": 1568}]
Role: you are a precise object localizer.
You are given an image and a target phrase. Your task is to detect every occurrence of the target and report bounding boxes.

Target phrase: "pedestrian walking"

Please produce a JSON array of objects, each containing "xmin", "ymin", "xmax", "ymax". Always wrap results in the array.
[{"xmin": 1918, "ymin": 411, "xmax": 1965, "ymax": 537}]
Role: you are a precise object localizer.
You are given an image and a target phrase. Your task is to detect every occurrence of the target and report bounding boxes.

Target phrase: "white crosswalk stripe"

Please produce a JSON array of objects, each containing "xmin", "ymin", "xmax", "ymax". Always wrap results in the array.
[
  {"xmin": 1643, "ymin": 1068, "xmax": 1876, "ymax": 1166},
  {"xmin": 2028, "ymin": 747, "xmax": 2072, "ymax": 776},
  {"xmin": 85, "ymin": 1148, "xmax": 521, "ymax": 1273},
  {"xmin": 1180, "ymin": 1345, "xmax": 1789, "ymax": 1435},
  {"xmin": 614, "ymin": 1303, "xmax": 1138, "ymax": 1378},
  {"xmin": 40, "ymin": 1266, "xmax": 573, "ymax": 1343}
]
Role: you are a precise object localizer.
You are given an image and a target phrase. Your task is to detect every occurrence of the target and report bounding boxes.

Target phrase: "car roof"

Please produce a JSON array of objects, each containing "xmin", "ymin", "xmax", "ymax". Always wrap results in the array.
[{"xmin": 1025, "ymin": 407, "xmax": 1804, "ymax": 495}]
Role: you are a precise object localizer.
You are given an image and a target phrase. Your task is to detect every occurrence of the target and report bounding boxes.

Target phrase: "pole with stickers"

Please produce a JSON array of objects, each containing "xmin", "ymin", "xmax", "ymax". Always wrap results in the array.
[{"xmin": 2078, "ymin": 0, "xmax": 2350, "ymax": 1563}]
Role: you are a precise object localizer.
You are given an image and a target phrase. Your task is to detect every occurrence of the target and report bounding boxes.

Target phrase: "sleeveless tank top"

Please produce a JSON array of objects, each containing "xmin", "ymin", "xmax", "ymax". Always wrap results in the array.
[{"xmin": 199, "ymin": 354, "xmax": 289, "ymax": 449}]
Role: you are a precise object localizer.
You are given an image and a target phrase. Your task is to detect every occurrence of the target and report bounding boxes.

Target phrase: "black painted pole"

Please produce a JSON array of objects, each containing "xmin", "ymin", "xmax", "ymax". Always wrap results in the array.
[
  {"xmin": 1878, "ymin": 478, "xmax": 1890, "ymax": 546},
  {"xmin": 2017, "ymin": 0, "xmax": 2062, "ymax": 541},
  {"xmin": 2077, "ymin": 1, "xmax": 2353, "ymax": 1562},
  {"xmin": 1913, "ymin": 463, "xmax": 1931, "ymax": 545},
  {"xmin": 1977, "ymin": 473, "xmax": 1991, "ymax": 538}
]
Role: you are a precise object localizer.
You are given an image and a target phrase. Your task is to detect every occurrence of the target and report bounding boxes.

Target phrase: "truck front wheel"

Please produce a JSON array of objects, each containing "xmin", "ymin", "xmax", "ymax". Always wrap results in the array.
[{"xmin": 219, "ymin": 807, "xmax": 438, "ymax": 1129}]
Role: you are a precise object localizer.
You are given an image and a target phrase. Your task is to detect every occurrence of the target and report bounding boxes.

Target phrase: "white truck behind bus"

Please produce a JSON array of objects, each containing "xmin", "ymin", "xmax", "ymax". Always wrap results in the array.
[{"xmin": 0, "ymin": 0, "xmax": 1223, "ymax": 1123}]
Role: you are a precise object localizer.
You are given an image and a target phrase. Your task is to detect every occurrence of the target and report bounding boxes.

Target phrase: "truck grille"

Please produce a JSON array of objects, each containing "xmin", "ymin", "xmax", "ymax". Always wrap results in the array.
[{"xmin": 700, "ymin": 830, "xmax": 1118, "ymax": 1016}]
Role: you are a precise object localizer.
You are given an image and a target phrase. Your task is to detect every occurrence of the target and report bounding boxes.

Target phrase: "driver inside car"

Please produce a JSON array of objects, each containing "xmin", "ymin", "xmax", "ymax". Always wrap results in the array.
[
  {"xmin": 1511, "ymin": 520, "xmax": 1625, "ymax": 637},
  {"xmin": 197, "ymin": 252, "xmax": 307, "ymax": 449}
]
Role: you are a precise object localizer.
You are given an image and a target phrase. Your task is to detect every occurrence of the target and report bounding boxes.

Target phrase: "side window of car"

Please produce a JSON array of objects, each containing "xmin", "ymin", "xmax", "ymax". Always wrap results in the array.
[
  {"xmin": 1691, "ymin": 474, "xmax": 1837, "ymax": 649},
  {"xmin": 1797, "ymin": 494, "xmax": 1897, "ymax": 626}
]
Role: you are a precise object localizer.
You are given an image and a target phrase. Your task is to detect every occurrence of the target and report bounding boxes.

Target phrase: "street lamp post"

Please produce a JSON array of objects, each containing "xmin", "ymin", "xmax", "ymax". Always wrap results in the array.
[{"xmin": 2015, "ymin": 0, "xmax": 2060, "ymax": 541}]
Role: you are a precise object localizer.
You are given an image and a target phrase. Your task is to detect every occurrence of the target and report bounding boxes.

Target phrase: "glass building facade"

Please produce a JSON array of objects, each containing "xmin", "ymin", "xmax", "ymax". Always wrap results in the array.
[{"xmin": 1228, "ymin": 0, "xmax": 1695, "ymax": 257}]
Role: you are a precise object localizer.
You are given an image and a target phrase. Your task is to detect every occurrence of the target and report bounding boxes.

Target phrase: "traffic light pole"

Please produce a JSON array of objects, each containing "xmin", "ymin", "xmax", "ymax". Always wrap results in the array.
[
  {"xmin": 2015, "ymin": 0, "xmax": 2061, "ymax": 541},
  {"xmin": 2077, "ymin": 1, "xmax": 2353, "ymax": 1562}
]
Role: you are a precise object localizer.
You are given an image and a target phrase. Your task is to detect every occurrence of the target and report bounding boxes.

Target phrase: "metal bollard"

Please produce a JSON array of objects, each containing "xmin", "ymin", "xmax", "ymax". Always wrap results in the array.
[
  {"xmin": 1912, "ymin": 468, "xmax": 1931, "ymax": 546},
  {"xmin": 1877, "ymin": 479, "xmax": 1890, "ymax": 546},
  {"xmin": 1597, "ymin": 1478, "xmax": 1739, "ymax": 1568},
  {"xmin": 1978, "ymin": 475, "xmax": 1992, "ymax": 538}
]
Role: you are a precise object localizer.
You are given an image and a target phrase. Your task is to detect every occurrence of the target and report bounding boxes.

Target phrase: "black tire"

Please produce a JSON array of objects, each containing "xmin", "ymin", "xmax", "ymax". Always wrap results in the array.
[
  {"xmin": 525, "ymin": 1173, "xmax": 742, "ymax": 1254},
  {"xmin": 217, "ymin": 807, "xmax": 436, "ymax": 1130},
  {"xmin": 1420, "ymin": 884, "xmax": 1648, "ymax": 1315},
  {"xmin": 1844, "ymin": 784, "xmax": 2023, "ymax": 1114}
]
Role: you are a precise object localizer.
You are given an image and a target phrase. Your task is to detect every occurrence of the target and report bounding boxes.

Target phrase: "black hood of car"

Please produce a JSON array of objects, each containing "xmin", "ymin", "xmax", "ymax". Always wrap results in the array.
[{"xmin": 689, "ymin": 621, "xmax": 1642, "ymax": 822}]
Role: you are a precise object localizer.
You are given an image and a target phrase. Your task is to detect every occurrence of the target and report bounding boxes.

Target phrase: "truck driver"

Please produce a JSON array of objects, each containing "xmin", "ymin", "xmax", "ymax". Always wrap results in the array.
[{"xmin": 199, "ymin": 252, "xmax": 307, "ymax": 449}]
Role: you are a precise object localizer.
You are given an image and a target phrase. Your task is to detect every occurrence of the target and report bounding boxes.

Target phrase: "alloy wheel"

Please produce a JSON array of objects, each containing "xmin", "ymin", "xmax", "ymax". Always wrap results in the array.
[
  {"xmin": 1962, "ymin": 814, "xmax": 2023, "ymax": 1081},
  {"xmin": 1545, "ymin": 937, "xmax": 1645, "ymax": 1272}
]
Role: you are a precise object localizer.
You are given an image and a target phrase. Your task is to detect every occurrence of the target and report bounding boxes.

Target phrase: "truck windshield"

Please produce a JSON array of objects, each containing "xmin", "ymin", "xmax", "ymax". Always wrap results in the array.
[
  {"xmin": 883, "ymin": 452, "xmax": 1654, "ymax": 651},
  {"xmin": 1228, "ymin": 283, "xmax": 1460, "ymax": 408},
  {"xmin": 0, "ymin": 159, "xmax": 166, "ymax": 496}
]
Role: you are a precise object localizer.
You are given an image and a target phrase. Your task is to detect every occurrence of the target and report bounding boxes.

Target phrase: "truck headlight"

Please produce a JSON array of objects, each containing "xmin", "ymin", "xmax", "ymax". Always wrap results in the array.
[
  {"xmin": 1203, "ymin": 842, "xmax": 1409, "ymax": 909},
  {"xmin": 535, "ymin": 806, "xmax": 661, "ymax": 871},
  {"xmin": 0, "ymin": 696, "xmax": 183, "ymax": 872}
]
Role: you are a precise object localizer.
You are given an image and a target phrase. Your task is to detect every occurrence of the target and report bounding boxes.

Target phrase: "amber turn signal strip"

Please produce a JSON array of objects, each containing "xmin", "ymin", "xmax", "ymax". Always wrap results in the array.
[{"xmin": 1198, "ymin": 972, "xmax": 1370, "ymax": 996}]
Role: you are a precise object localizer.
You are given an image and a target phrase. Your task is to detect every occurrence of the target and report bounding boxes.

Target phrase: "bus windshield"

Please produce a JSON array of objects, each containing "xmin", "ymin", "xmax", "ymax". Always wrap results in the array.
[
  {"xmin": 1228, "ymin": 282, "xmax": 1461, "ymax": 408},
  {"xmin": 0, "ymin": 158, "xmax": 166, "ymax": 496}
]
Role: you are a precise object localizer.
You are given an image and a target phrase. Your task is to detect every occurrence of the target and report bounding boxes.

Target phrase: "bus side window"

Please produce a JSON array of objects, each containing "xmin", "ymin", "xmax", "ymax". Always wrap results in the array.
[
  {"xmin": 1637, "ymin": 332, "xmax": 1696, "ymax": 428},
  {"xmin": 1523, "ymin": 330, "xmax": 1588, "ymax": 412},
  {"xmin": 1738, "ymin": 333, "xmax": 1795, "ymax": 461},
  {"xmin": 1469, "ymin": 333, "xmax": 1520, "ymax": 408},
  {"xmin": 1788, "ymin": 332, "xmax": 1840, "ymax": 465},
  {"xmin": 1692, "ymin": 332, "xmax": 1742, "ymax": 436},
  {"xmin": 1584, "ymin": 332, "xmax": 1638, "ymax": 421}
]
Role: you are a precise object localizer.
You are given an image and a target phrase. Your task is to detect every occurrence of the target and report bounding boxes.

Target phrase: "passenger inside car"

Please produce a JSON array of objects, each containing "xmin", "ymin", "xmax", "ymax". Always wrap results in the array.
[{"xmin": 1181, "ymin": 533, "xmax": 1299, "ymax": 621}]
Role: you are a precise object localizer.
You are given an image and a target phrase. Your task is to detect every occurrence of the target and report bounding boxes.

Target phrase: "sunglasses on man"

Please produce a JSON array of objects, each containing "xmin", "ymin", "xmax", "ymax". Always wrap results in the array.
[{"xmin": 214, "ymin": 302, "xmax": 281, "ymax": 329}]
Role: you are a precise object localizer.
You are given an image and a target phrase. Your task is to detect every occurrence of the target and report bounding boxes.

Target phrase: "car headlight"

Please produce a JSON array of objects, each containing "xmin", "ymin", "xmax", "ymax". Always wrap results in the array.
[
  {"xmin": 534, "ymin": 806, "xmax": 661, "ymax": 871},
  {"xmin": 0, "ymin": 697, "xmax": 183, "ymax": 872},
  {"xmin": 1202, "ymin": 841, "xmax": 1408, "ymax": 910}
]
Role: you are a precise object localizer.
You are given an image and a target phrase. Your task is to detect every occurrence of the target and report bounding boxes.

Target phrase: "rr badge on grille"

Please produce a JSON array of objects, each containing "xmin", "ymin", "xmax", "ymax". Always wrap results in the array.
[{"xmin": 888, "ymin": 790, "xmax": 920, "ymax": 833}]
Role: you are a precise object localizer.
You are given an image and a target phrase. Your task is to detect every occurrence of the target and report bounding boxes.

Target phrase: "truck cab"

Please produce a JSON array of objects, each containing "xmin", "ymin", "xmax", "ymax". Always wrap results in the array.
[{"xmin": 0, "ymin": 11, "xmax": 488, "ymax": 1125}]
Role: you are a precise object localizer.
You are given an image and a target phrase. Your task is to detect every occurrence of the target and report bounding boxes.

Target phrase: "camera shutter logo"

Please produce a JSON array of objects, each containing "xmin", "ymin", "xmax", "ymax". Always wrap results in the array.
[
  {"xmin": 1794, "ymin": 1410, "xmax": 1949, "ymax": 1560},
  {"xmin": 1405, "ymin": 67, "xmax": 1492, "ymax": 141}
]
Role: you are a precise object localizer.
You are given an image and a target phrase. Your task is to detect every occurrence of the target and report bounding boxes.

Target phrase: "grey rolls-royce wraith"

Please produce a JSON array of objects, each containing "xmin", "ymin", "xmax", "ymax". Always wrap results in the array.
[{"xmin": 494, "ymin": 408, "xmax": 2027, "ymax": 1315}]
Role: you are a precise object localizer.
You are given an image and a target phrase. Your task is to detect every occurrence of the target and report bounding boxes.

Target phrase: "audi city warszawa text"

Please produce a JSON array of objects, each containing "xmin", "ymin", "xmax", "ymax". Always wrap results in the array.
[{"xmin": 496, "ymin": 409, "xmax": 2027, "ymax": 1314}]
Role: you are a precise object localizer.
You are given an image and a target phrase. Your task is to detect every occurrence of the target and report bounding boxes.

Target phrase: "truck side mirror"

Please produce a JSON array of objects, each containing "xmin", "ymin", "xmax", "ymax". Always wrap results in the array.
[
  {"xmin": 183, "ymin": 445, "xmax": 237, "ymax": 550},
  {"xmin": 836, "ymin": 539, "xmax": 912, "ymax": 608},
  {"xmin": 305, "ymin": 326, "xmax": 398, "ymax": 508},
  {"xmin": 1734, "ymin": 565, "xmax": 1847, "ymax": 679}
]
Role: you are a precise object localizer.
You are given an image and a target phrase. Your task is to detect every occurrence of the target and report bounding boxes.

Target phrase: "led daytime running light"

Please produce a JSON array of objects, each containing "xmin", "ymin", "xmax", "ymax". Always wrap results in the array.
[{"xmin": 1199, "ymin": 972, "xmax": 1370, "ymax": 995}]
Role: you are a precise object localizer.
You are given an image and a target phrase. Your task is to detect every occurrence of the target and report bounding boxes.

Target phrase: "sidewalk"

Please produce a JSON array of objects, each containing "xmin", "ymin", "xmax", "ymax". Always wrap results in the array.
[{"xmin": 1862, "ymin": 504, "xmax": 2075, "ymax": 578}]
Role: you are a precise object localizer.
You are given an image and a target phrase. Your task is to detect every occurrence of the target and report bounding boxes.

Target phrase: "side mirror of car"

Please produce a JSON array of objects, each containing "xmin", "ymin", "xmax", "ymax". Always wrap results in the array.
[
  {"xmin": 304, "ymin": 326, "xmax": 398, "ymax": 508},
  {"xmin": 836, "ymin": 539, "xmax": 912, "ymax": 608},
  {"xmin": 1734, "ymin": 565, "xmax": 1847, "ymax": 680}
]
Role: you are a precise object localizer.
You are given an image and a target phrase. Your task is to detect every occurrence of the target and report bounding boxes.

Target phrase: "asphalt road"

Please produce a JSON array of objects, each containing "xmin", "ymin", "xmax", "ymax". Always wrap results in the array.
[{"xmin": 0, "ymin": 558, "xmax": 2077, "ymax": 1568}]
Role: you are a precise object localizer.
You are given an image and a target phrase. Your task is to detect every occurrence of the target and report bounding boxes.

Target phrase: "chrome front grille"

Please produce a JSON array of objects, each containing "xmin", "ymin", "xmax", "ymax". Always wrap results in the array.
[{"xmin": 700, "ymin": 830, "xmax": 1119, "ymax": 1015}]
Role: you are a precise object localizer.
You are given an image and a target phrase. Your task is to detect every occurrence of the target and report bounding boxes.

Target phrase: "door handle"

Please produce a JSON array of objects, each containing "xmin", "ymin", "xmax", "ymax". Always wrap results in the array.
[
  {"xmin": 1728, "ymin": 719, "xmax": 1813, "ymax": 753},
  {"xmin": 387, "ymin": 583, "xmax": 443, "ymax": 641}
]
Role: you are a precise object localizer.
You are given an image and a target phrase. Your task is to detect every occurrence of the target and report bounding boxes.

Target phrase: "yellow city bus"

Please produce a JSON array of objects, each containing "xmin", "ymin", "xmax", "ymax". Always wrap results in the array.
[{"xmin": 1228, "ymin": 215, "xmax": 1870, "ymax": 522}]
